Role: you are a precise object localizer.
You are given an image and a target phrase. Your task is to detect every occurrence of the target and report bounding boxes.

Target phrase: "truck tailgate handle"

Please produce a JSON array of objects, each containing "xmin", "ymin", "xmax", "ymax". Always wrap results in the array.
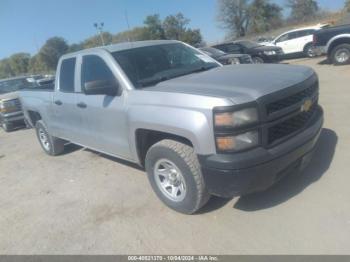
[
  {"xmin": 77, "ymin": 102, "xmax": 87, "ymax": 108},
  {"xmin": 54, "ymin": 100, "xmax": 62, "ymax": 106}
]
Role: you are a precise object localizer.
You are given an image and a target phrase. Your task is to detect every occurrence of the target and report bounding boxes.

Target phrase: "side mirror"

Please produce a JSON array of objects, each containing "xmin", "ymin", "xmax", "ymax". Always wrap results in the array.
[{"xmin": 84, "ymin": 79, "xmax": 121, "ymax": 96}]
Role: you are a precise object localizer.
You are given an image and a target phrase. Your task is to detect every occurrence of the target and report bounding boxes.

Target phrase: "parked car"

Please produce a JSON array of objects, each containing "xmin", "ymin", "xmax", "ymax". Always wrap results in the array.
[
  {"xmin": 0, "ymin": 76, "xmax": 36, "ymax": 132},
  {"xmin": 199, "ymin": 47, "xmax": 253, "ymax": 65},
  {"xmin": 313, "ymin": 24, "xmax": 350, "ymax": 65},
  {"xmin": 265, "ymin": 24, "xmax": 329, "ymax": 58},
  {"xmin": 20, "ymin": 40, "xmax": 323, "ymax": 214},
  {"xmin": 212, "ymin": 40, "xmax": 283, "ymax": 64}
]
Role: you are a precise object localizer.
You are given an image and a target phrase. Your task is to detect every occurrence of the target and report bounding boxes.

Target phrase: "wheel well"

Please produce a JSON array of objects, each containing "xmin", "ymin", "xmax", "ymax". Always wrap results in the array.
[
  {"xmin": 135, "ymin": 129, "xmax": 193, "ymax": 167},
  {"xmin": 27, "ymin": 111, "xmax": 42, "ymax": 127},
  {"xmin": 304, "ymin": 42, "xmax": 313, "ymax": 50},
  {"xmin": 328, "ymin": 38, "xmax": 350, "ymax": 55}
]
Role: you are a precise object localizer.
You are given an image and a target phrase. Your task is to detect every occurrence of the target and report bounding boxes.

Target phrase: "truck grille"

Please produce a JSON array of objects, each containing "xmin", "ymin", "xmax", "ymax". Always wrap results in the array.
[
  {"xmin": 14, "ymin": 98, "xmax": 22, "ymax": 110},
  {"xmin": 266, "ymin": 83, "xmax": 317, "ymax": 115},
  {"xmin": 267, "ymin": 102, "xmax": 317, "ymax": 145}
]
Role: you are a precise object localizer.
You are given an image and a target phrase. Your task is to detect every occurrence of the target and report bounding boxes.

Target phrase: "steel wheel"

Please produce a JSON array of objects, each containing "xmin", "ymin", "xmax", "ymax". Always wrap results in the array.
[
  {"xmin": 38, "ymin": 128, "xmax": 50, "ymax": 151},
  {"xmin": 154, "ymin": 159, "xmax": 187, "ymax": 202}
]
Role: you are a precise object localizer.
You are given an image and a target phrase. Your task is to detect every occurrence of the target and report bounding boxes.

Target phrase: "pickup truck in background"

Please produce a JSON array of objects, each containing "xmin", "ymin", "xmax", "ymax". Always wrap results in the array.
[
  {"xmin": 20, "ymin": 40, "xmax": 323, "ymax": 214},
  {"xmin": 313, "ymin": 24, "xmax": 350, "ymax": 65}
]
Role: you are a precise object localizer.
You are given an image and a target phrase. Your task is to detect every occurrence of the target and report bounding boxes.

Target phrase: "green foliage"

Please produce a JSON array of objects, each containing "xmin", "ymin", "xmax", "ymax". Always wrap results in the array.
[
  {"xmin": 287, "ymin": 0, "xmax": 319, "ymax": 22},
  {"xmin": 249, "ymin": 0, "xmax": 283, "ymax": 33},
  {"xmin": 0, "ymin": 58, "xmax": 14, "ymax": 78},
  {"xmin": 218, "ymin": 0, "xmax": 283, "ymax": 37},
  {"xmin": 346, "ymin": 0, "xmax": 350, "ymax": 12},
  {"xmin": 113, "ymin": 27, "xmax": 150, "ymax": 43},
  {"xmin": 8, "ymin": 53, "xmax": 30, "ymax": 75},
  {"xmin": 144, "ymin": 14, "xmax": 165, "ymax": 39},
  {"xmin": 28, "ymin": 55, "xmax": 47, "ymax": 74},
  {"xmin": 38, "ymin": 37, "xmax": 69, "ymax": 71},
  {"xmin": 82, "ymin": 32, "xmax": 113, "ymax": 49}
]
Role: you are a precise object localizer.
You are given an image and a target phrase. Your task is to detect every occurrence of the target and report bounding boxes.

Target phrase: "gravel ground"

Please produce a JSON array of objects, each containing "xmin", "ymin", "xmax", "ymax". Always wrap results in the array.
[{"xmin": 0, "ymin": 57, "xmax": 349, "ymax": 254}]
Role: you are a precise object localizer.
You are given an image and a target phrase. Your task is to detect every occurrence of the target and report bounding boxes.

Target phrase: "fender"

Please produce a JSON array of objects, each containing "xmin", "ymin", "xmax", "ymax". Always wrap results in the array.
[
  {"xmin": 326, "ymin": 34, "xmax": 350, "ymax": 54},
  {"xmin": 127, "ymin": 105, "xmax": 216, "ymax": 163}
]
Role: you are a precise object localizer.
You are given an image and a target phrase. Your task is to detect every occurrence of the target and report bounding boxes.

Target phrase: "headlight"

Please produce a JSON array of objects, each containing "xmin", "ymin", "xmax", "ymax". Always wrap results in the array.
[
  {"xmin": 0, "ymin": 99, "xmax": 18, "ymax": 113},
  {"xmin": 229, "ymin": 57, "xmax": 241, "ymax": 65},
  {"xmin": 263, "ymin": 50, "xmax": 276, "ymax": 55},
  {"xmin": 214, "ymin": 108, "xmax": 258, "ymax": 128},
  {"xmin": 216, "ymin": 131, "xmax": 259, "ymax": 152}
]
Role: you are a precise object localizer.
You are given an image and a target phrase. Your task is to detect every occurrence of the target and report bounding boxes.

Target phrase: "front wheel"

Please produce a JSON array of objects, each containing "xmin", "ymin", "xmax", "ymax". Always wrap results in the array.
[
  {"xmin": 331, "ymin": 44, "xmax": 350, "ymax": 65},
  {"xmin": 35, "ymin": 120, "xmax": 65, "ymax": 156},
  {"xmin": 145, "ymin": 139, "xmax": 210, "ymax": 214},
  {"xmin": 252, "ymin": 56, "xmax": 264, "ymax": 64}
]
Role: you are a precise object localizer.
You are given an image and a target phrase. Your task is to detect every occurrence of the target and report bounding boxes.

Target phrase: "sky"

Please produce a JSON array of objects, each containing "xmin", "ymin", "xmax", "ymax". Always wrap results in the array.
[{"xmin": 0, "ymin": 0, "xmax": 346, "ymax": 59}]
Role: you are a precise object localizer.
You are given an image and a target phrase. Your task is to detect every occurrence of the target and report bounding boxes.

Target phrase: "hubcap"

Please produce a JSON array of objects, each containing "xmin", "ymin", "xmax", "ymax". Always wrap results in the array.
[
  {"xmin": 307, "ymin": 47, "xmax": 315, "ymax": 57},
  {"xmin": 38, "ymin": 128, "xmax": 50, "ymax": 151},
  {"xmin": 335, "ymin": 49, "xmax": 350, "ymax": 63},
  {"xmin": 154, "ymin": 159, "xmax": 186, "ymax": 202}
]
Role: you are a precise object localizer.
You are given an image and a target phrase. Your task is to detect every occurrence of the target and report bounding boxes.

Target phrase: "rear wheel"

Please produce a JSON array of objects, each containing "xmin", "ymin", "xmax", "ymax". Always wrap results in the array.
[
  {"xmin": 331, "ymin": 44, "xmax": 350, "ymax": 65},
  {"xmin": 304, "ymin": 43, "xmax": 316, "ymax": 58},
  {"xmin": 35, "ymin": 120, "xmax": 65, "ymax": 156},
  {"xmin": 252, "ymin": 56, "xmax": 264, "ymax": 64},
  {"xmin": 145, "ymin": 139, "xmax": 210, "ymax": 214}
]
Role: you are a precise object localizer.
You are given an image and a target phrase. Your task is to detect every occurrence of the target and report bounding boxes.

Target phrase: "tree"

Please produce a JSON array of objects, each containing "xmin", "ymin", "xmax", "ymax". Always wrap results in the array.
[
  {"xmin": 163, "ymin": 13, "xmax": 190, "ymax": 40},
  {"xmin": 113, "ymin": 27, "xmax": 150, "ymax": 43},
  {"xmin": 346, "ymin": 0, "xmax": 350, "ymax": 12},
  {"xmin": 287, "ymin": 0, "xmax": 319, "ymax": 22},
  {"xmin": 28, "ymin": 54, "xmax": 47, "ymax": 74},
  {"xmin": 38, "ymin": 37, "xmax": 69, "ymax": 71},
  {"xmin": 8, "ymin": 53, "xmax": 30, "ymax": 76},
  {"xmin": 82, "ymin": 32, "xmax": 113, "ymax": 49},
  {"xmin": 144, "ymin": 14, "xmax": 165, "ymax": 39},
  {"xmin": 217, "ymin": 0, "xmax": 251, "ymax": 38},
  {"xmin": 181, "ymin": 29, "xmax": 203, "ymax": 46},
  {"xmin": 0, "ymin": 58, "xmax": 14, "ymax": 78},
  {"xmin": 249, "ymin": 0, "xmax": 283, "ymax": 34}
]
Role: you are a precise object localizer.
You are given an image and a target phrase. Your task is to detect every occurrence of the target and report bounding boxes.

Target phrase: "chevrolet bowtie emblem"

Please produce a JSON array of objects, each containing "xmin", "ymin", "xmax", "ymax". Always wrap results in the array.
[{"xmin": 301, "ymin": 99, "xmax": 313, "ymax": 112}]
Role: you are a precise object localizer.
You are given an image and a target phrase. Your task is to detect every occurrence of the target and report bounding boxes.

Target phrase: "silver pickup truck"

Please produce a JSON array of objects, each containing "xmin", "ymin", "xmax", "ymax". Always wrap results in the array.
[{"xmin": 20, "ymin": 40, "xmax": 323, "ymax": 214}]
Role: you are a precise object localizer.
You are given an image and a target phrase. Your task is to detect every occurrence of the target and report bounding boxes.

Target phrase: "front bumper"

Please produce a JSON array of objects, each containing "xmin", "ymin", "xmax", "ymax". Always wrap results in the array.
[
  {"xmin": 198, "ymin": 106, "xmax": 323, "ymax": 198},
  {"xmin": 0, "ymin": 111, "xmax": 25, "ymax": 125}
]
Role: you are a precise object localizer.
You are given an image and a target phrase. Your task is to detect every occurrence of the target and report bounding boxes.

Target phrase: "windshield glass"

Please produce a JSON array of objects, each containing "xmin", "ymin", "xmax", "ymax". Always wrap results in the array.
[
  {"xmin": 200, "ymin": 47, "xmax": 226, "ymax": 57},
  {"xmin": 112, "ymin": 43, "xmax": 218, "ymax": 88},
  {"xmin": 237, "ymin": 40, "xmax": 261, "ymax": 49},
  {"xmin": 0, "ymin": 78, "xmax": 36, "ymax": 95}
]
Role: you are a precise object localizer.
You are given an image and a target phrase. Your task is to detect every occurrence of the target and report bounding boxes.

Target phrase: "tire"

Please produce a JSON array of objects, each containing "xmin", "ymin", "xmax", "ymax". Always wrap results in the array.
[
  {"xmin": 304, "ymin": 43, "xmax": 316, "ymax": 58},
  {"xmin": 35, "ymin": 120, "xmax": 65, "ymax": 156},
  {"xmin": 252, "ymin": 56, "xmax": 264, "ymax": 64},
  {"xmin": 145, "ymin": 139, "xmax": 210, "ymax": 214},
  {"xmin": 331, "ymin": 44, "xmax": 350, "ymax": 65},
  {"xmin": 1, "ymin": 122, "xmax": 12, "ymax": 132}
]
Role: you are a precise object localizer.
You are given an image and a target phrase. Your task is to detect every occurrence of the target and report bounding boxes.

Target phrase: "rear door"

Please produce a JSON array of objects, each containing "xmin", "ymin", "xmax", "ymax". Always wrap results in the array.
[
  {"xmin": 75, "ymin": 54, "xmax": 131, "ymax": 159},
  {"xmin": 293, "ymin": 29, "xmax": 315, "ymax": 52},
  {"xmin": 51, "ymin": 57, "xmax": 83, "ymax": 142}
]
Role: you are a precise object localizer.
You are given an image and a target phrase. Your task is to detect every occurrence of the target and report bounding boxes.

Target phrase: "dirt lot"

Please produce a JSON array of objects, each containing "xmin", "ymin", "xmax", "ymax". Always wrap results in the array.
[{"xmin": 0, "ymin": 57, "xmax": 349, "ymax": 254}]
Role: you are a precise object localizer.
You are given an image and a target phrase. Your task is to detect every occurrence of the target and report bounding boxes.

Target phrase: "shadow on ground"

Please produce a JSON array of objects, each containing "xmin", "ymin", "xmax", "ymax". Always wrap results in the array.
[{"xmin": 234, "ymin": 128, "xmax": 337, "ymax": 212}]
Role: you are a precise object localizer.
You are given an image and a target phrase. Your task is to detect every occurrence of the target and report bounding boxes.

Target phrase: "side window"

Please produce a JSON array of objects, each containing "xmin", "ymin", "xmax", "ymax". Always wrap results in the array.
[
  {"xmin": 276, "ymin": 33, "xmax": 289, "ymax": 43},
  {"xmin": 225, "ymin": 44, "xmax": 241, "ymax": 53},
  {"xmin": 59, "ymin": 58, "xmax": 76, "ymax": 92},
  {"xmin": 81, "ymin": 55, "xmax": 117, "ymax": 90},
  {"xmin": 288, "ymin": 32, "xmax": 298, "ymax": 40}
]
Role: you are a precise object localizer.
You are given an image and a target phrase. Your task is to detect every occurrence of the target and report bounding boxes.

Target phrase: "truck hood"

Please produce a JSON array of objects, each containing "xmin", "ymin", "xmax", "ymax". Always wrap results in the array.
[
  {"xmin": 145, "ymin": 64, "xmax": 315, "ymax": 103},
  {"xmin": 0, "ymin": 91, "xmax": 19, "ymax": 102}
]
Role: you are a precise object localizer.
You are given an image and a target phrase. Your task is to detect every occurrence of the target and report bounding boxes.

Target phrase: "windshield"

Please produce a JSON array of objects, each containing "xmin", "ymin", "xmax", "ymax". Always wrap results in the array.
[
  {"xmin": 237, "ymin": 40, "xmax": 261, "ymax": 49},
  {"xmin": 200, "ymin": 47, "xmax": 226, "ymax": 57},
  {"xmin": 0, "ymin": 78, "xmax": 36, "ymax": 95},
  {"xmin": 112, "ymin": 43, "xmax": 218, "ymax": 88}
]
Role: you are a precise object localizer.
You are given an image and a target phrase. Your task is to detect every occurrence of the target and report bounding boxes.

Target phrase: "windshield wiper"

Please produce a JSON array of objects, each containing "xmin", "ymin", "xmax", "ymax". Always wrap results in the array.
[{"xmin": 137, "ymin": 76, "xmax": 169, "ymax": 87}]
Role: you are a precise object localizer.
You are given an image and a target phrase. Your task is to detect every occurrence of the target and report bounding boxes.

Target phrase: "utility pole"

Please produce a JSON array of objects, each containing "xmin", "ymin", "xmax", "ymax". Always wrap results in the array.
[{"xmin": 94, "ymin": 22, "xmax": 105, "ymax": 46}]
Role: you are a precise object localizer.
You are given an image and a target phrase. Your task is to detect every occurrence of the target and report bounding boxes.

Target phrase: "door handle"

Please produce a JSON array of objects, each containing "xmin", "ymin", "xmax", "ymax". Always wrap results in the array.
[
  {"xmin": 54, "ymin": 100, "xmax": 62, "ymax": 106},
  {"xmin": 77, "ymin": 102, "xmax": 87, "ymax": 108}
]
